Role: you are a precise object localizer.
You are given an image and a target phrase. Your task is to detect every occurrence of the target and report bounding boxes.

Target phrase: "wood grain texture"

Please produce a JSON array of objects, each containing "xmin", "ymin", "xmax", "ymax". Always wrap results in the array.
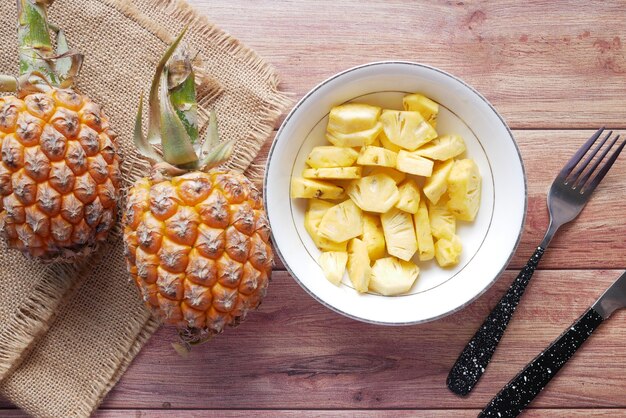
[
  {"xmin": 197, "ymin": 0, "xmax": 626, "ymax": 129},
  {"xmin": 4, "ymin": 0, "xmax": 626, "ymax": 416},
  {"xmin": 4, "ymin": 409, "xmax": 626, "ymax": 417},
  {"xmin": 9, "ymin": 270, "xmax": 614, "ymax": 410}
]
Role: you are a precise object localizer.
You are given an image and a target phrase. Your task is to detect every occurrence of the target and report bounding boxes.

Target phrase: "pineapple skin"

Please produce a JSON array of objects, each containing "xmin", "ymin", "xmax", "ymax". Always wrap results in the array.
[
  {"xmin": 123, "ymin": 170, "xmax": 272, "ymax": 336},
  {"xmin": 0, "ymin": 90, "xmax": 121, "ymax": 260}
]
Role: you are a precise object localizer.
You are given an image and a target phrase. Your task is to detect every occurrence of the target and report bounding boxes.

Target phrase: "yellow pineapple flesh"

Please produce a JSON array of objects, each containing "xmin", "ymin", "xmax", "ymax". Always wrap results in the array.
[
  {"xmin": 447, "ymin": 159, "xmax": 482, "ymax": 221},
  {"xmin": 380, "ymin": 109, "xmax": 437, "ymax": 151},
  {"xmin": 423, "ymin": 159, "xmax": 454, "ymax": 204},
  {"xmin": 347, "ymin": 173, "xmax": 400, "ymax": 213},
  {"xmin": 414, "ymin": 199, "xmax": 434, "ymax": 261},
  {"xmin": 318, "ymin": 199, "xmax": 363, "ymax": 243},
  {"xmin": 291, "ymin": 177, "xmax": 345, "ymax": 199},
  {"xmin": 380, "ymin": 207, "xmax": 417, "ymax": 261},
  {"xmin": 402, "ymin": 93, "xmax": 439, "ymax": 128},
  {"xmin": 304, "ymin": 199, "xmax": 348, "ymax": 252},
  {"xmin": 318, "ymin": 251, "xmax": 348, "ymax": 286},
  {"xmin": 369, "ymin": 256, "xmax": 419, "ymax": 296},
  {"xmin": 361, "ymin": 213, "xmax": 386, "ymax": 260},
  {"xmin": 428, "ymin": 199, "xmax": 456, "ymax": 240},
  {"xmin": 347, "ymin": 237, "xmax": 371, "ymax": 293},
  {"xmin": 395, "ymin": 179, "xmax": 421, "ymax": 214},
  {"xmin": 434, "ymin": 235, "xmax": 463, "ymax": 267},
  {"xmin": 306, "ymin": 146, "xmax": 358, "ymax": 168}
]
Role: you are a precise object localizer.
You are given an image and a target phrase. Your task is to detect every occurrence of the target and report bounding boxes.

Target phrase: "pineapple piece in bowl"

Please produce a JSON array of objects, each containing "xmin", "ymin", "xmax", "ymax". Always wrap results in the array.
[{"xmin": 268, "ymin": 62, "xmax": 525, "ymax": 325}]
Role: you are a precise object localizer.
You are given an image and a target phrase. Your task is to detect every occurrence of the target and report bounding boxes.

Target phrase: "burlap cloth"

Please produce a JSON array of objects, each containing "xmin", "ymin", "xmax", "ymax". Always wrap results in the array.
[{"xmin": 0, "ymin": 1, "xmax": 290, "ymax": 417}]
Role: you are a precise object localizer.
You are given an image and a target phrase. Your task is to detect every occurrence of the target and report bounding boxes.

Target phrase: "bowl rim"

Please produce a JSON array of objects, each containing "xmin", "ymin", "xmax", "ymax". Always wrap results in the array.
[{"xmin": 263, "ymin": 60, "xmax": 527, "ymax": 325}]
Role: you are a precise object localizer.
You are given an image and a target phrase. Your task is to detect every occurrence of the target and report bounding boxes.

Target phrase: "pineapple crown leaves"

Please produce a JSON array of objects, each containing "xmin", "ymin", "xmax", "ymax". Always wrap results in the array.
[
  {"xmin": 0, "ymin": 0, "xmax": 84, "ymax": 94},
  {"xmin": 134, "ymin": 28, "xmax": 236, "ymax": 172}
]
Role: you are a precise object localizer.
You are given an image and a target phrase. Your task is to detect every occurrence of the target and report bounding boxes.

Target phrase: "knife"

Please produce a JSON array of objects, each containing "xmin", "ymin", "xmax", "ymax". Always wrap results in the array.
[{"xmin": 479, "ymin": 270, "xmax": 626, "ymax": 418}]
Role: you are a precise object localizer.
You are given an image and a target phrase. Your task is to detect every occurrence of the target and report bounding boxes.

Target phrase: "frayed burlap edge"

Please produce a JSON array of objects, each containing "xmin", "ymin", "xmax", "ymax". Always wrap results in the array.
[
  {"xmin": 104, "ymin": 0, "xmax": 293, "ymax": 179},
  {"xmin": 0, "ymin": 259, "xmax": 91, "ymax": 382},
  {"xmin": 0, "ymin": 1, "xmax": 289, "ymax": 415}
]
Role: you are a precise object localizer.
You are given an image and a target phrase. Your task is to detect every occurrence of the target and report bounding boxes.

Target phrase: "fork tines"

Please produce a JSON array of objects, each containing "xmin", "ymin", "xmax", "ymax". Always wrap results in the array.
[{"xmin": 560, "ymin": 127, "xmax": 626, "ymax": 193}]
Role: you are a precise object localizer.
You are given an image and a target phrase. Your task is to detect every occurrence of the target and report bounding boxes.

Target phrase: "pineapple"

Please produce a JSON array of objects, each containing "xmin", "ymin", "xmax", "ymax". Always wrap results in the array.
[
  {"xmin": 414, "ymin": 200, "xmax": 435, "ymax": 261},
  {"xmin": 318, "ymin": 199, "xmax": 363, "ymax": 243},
  {"xmin": 415, "ymin": 134, "xmax": 465, "ymax": 161},
  {"xmin": 361, "ymin": 214, "xmax": 386, "ymax": 260},
  {"xmin": 328, "ymin": 103, "xmax": 381, "ymax": 134},
  {"xmin": 357, "ymin": 146, "xmax": 397, "ymax": 167},
  {"xmin": 378, "ymin": 130, "xmax": 402, "ymax": 152},
  {"xmin": 0, "ymin": 0, "xmax": 120, "ymax": 260},
  {"xmin": 403, "ymin": 93, "xmax": 439, "ymax": 128},
  {"xmin": 124, "ymin": 32, "xmax": 272, "ymax": 346},
  {"xmin": 423, "ymin": 159, "xmax": 454, "ymax": 204},
  {"xmin": 396, "ymin": 150, "xmax": 434, "ymax": 177},
  {"xmin": 380, "ymin": 208, "xmax": 417, "ymax": 261},
  {"xmin": 395, "ymin": 179, "xmax": 421, "ymax": 214},
  {"xmin": 447, "ymin": 159, "xmax": 481, "ymax": 221},
  {"xmin": 365, "ymin": 166, "xmax": 406, "ymax": 184},
  {"xmin": 291, "ymin": 177, "xmax": 345, "ymax": 199},
  {"xmin": 369, "ymin": 256, "xmax": 419, "ymax": 296},
  {"xmin": 379, "ymin": 110, "xmax": 437, "ymax": 151},
  {"xmin": 347, "ymin": 238, "xmax": 371, "ymax": 293},
  {"xmin": 429, "ymin": 199, "xmax": 456, "ymax": 240},
  {"xmin": 347, "ymin": 173, "xmax": 400, "ymax": 213},
  {"xmin": 318, "ymin": 251, "xmax": 348, "ymax": 286},
  {"xmin": 326, "ymin": 123, "xmax": 382, "ymax": 148},
  {"xmin": 434, "ymin": 235, "xmax": 463, "ymax": 267},
  {"xmin": 306, "ymin": 146, "xmax": 358, "ymax": 168},
  {"xmin": 304, "ymin": 199, "xmax": 347, "ymax": 252},
  {"xmin": 302, "ymin": 166, "xmax": 362, "ymax": 180}
]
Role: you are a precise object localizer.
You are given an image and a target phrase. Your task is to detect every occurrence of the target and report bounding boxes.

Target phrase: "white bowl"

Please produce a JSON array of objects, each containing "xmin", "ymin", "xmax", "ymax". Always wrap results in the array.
[{"xmin": 264, "ymin": 61, "xmax": 526, "ymax": 325}]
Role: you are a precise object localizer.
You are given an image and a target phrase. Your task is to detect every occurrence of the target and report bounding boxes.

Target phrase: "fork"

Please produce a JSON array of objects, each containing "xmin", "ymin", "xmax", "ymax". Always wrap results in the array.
[{"xmin": 447, "ymin": 128, "xmax": 626, "ymax": 396}]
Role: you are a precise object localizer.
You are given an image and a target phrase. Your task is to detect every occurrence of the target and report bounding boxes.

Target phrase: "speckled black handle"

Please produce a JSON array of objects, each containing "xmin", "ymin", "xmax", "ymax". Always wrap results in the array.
[
  {"xmin": 447, "ymin": 247, "xmax": 545, "ymax": 396},
  {"xmin": 479, "ymin": 308, "xmax": 604, "ymax": 418}
]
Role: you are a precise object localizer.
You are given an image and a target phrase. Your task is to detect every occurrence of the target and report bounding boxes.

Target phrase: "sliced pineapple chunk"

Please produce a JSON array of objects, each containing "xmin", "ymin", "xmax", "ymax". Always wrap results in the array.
[
  {"xmin": 305, "ymin": 199, "xmax": 348, "ymax": 252},
  {"xmin": 357, "ymin": 146, "xmax": 398, "ymax": 167},
  {"xmin": 380, "ymin": 208, "xmax": 417, "ymax": 261},
  {"xmin": 328, "ymin": 103, "xmax": 381, "ymax": 134},
  {"xmin": 347, "ymin": 173, "xmax": 400, "ymax": 213},
  {"xmin": 403, "ymin": 93, "xmax": 439, "ymax": 128},
  {"xmin": 395, "ymin": 179, "xmax": 421, "ymax": 214},
  {"xmin": 380, "ymin": 109, "xmax": 437, "ymax": 151},
  {"xmin": 318, "ymin": 251, "xmax": 348, "ymax": 286},
  {"xmin": 415, "ymin": 134, "xmax": 465, "ymax": 161},
  {"xmin": 302, "ymin": 166, "xmax": 362, "ymax": 180},
  {"xmin": 396, "ymin": 150, "xmax": 434, "ymax": 177},
  {"xmin": 326, "ymin": 122, "xmax": 383, "ymax": 147},
  {"xmin": 366, "ymin": 166, "xmax": 406, "ymax": 184},
  {"xmin": 318, "ymin": 199, "xmax": 363, "ymax": 243},
  {"xmin": 291, "ymin": 177, "xmax": 345, "ymax": 199},
  {"xmin": 423, "ymin": 159, "xmax": 454, "ymax": 204},
  {"xmin": 347, "ymin": 238, "xmax": 371, "ymax": 293},
  {"xmin": 378, "ymin": 130, "xmax": 402, "ymax": 152},
  {"xmin": 447, "ymin": 159, "xmax": 482, "ymax": 221},
  {"xmin": 435, "ymin": 235, "xmax": 463, "ymax": 267},
  {"xmin": 369, "ymin": 257, "xmax": 419, "ymax": 296},
  {"xmin": 361, "ymin": 214, "xmax": 386, "ymax": 261},
  {"xmin": 429, "ymin": 199, "xmax": 456, "ymax": 240},
  {"xmin": 414, "ymin": 199, "xmax": 435, "ymax": 261},
  {"xmin": 306, "ymin": 146, "xmax": 359, "ymax": 168}
]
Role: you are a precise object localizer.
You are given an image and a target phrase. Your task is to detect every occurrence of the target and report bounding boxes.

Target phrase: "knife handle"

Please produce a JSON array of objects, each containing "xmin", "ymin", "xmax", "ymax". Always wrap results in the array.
[
  {"xmin": 479, "ymin": 307, "xmax": 604, "ymax": 418},
  {"xmin": 447, "ymin": 247, "xmax": 545, "ymax": 396}
]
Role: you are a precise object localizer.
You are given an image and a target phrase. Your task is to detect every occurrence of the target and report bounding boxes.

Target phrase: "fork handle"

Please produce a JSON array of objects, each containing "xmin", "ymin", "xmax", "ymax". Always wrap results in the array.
[
  {"xmin": 479, "ymin": 308, "xmax": 604, "ymax": 417},
  {"xmin": 447, "ymin": 246, "xmax": 545, "ymax": 396}
]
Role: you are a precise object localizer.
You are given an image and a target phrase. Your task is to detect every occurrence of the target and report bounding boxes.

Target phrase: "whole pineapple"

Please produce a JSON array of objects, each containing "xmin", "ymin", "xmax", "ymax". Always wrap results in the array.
[
  {"xmin": 123, "ymin": 31, "xmax": 272, "ymax": 346},
  {"xmin": 0, "ymin": 0, "xmax": 120, "ymax": 260}
]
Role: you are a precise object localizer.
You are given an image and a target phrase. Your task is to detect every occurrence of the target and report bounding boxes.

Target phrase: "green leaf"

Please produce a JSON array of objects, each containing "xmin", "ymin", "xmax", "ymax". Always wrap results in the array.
[
  {"xmin": 147, "ymin": 27, "xmax": 188, "ymax": 145},
  {"xmin": 200, "ymin": 110, "xmax": 220, "ymax": 157},
  {"xmin": 159, "ymin": 70, "xmax": 198, "ymax": 167},
  {"xmin": 133, "ymin": 94, "xmax": 162, "ymax": 163},
  {"xmin": 199, "ymin": 139, "xmax": 236, "ymax": 170}
]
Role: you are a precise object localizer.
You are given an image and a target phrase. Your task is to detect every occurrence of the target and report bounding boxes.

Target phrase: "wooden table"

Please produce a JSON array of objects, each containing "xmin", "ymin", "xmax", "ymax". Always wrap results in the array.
[{"xmin": 4, "ymin": 1, "xmax": 626, "ymax": 416}]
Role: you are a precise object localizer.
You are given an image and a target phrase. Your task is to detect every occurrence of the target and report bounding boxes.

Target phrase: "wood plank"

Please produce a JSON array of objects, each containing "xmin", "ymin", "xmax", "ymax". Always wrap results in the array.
[
  {"xmin": 44, "ymin": 269, "xmax": 624, "ymax": 410},
  {"xmin": 3, "ymin": 409, "xmax": 626, "ymax": 417},
  {"xmin": 261, "ymin": 129, "xmax": 626, "ymax": 271},
  {"xmin": 191, "ymin": 0, "xmax": 626, "ymax": 129}
]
